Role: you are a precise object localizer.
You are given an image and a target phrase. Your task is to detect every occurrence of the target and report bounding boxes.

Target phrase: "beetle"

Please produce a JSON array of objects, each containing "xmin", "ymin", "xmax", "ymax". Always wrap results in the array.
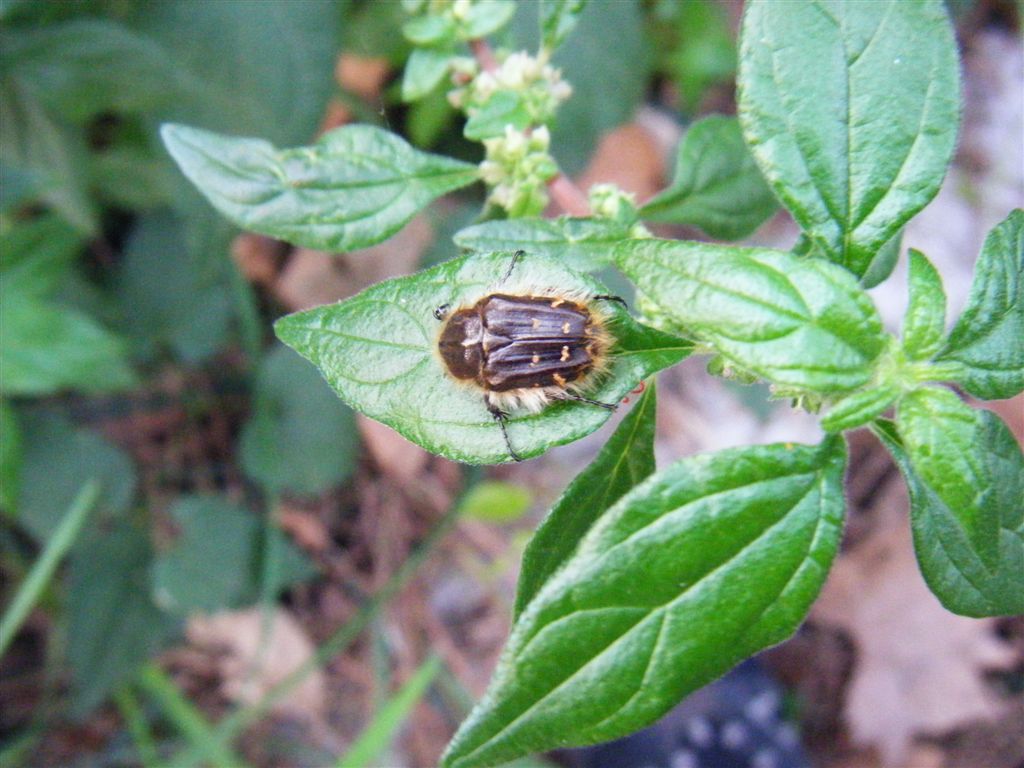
[{"xmin": 434, "ymin": 251, "xmax": 623, "ymax": 461}]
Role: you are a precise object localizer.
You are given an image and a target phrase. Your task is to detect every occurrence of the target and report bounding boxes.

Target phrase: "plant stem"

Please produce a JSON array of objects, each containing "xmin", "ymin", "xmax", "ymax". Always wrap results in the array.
[
  {"xmin": 0, "ymin": 480, "xmax": 100, "ymax": 657},
  {"xmin": 548, "ymin": 174, "xmax": 591, "ymax": 216},
  {"xmin": 469, "ymin": 39, "xmax": 498, "ymax": 72}
]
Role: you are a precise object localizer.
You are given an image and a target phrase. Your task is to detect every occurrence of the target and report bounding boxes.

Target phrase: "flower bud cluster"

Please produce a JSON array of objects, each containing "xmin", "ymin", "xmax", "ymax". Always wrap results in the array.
[
  {"xmin": 479, "ymin": 126, "xmax": 558, "ymax": 217},
  {"xmin": 588, "ymin": 184, "xmax": 639, "ymax": 224},
  {"xmin": 449, "ymin": 51, "xmax": 572, "ymax": 124}
]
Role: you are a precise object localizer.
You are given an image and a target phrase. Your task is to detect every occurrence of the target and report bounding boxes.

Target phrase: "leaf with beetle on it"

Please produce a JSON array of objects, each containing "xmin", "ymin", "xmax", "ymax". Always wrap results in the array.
[
  {"xmin": 935, "ymin": 209, "xmax": 1023, "ymax": 400},
  {"xmin": 160, "ymin": 123, "xmax": 479, "ymax": 253},
  {"xmin": 874, "ymin": 415, "xmax": 1024, "ymax": 618},
  {"xmin": 442, "ymin": 436, "xmax": 847, "ymax": 767},
  {"xmin": 275, "ymin": 251, "xmax": 691, "ymax": 465},
  {"xmin": 737, "ymin": 0, "xmax": 960, "ymax": 280},
  {"xmin": 615, "ymin": 239, "xmax": 886, "ymax": 394}
]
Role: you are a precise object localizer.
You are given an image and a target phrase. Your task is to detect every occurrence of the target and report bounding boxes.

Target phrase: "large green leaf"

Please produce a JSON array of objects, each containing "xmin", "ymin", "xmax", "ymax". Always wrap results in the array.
[
  {"xmin": 162, "ymin": 123, "xmax": 479, "ymax": 253},
  {"xmin": 874, "ymin": 417, "xmax": 1024, "ymax": 617},
  {"xmin": 276, "ymin": 251, "xmax": 691, "ymax": 464},
  {"xmin": 240, "ymin": 344, "xmax": 359, "ymax": 496},
  {"xmin": 67, "ymin": 524, "xmax": 179, "ymax": 717},
  {"xmin": 616, "ymin": 239, "xmax": 885, "ymax": 393},
  {"xmin": 442, "ymin": 436, "xmax": 847, "ymax": 767},
  {"xmin": 936, "ymin": 209, "xmax": 1023, "ymax": 399},
  {"xmin": 514, "ymin": 381, "xmax": 656, "ymax": 617},
  {"xmin": 737, "ymin": 0, "xmax": 960, "ymax": 278},
  {"xmin": 639, "ymin": 115, "xmax": 777, "ymax": 241},
  {"xmin": 454, "ymin": 217, "xmax": 633, "ymax": 272},
  {"xmin": 0, "ymin": 292, "xmax": 135, "ymax": 396},
  {"xmin": 895, "ymin": 387, "xmax": 1004, "ymax": 569},
  {"xmin": 117, "ymin": 211, "xmax": 232, "ymax": 363},
  {"xmin": 15, "ymin": 413, "xmax": 136, "ymax": 543},
  {"xmin": 0, "ymin": 18, "xmax": 178, "ymax": 123}
]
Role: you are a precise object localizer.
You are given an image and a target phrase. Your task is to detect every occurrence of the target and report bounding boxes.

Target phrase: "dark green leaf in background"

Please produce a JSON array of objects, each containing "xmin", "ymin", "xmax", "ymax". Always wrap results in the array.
[
  {"xmin": 616, "ymin": 239, "xmax": 886, "ymax": 393},
  {"xmin": 240, "ymin": 344, "xmax": 359, "ymax": 496},
  {"xmin": 276, "ymin": 251, "xmax": 690, "ymax": 464},
  {"xmin": 0, "ymin": 400, "xmax": 22, "ymax": 512},
  {"xmin": 902, "ymin": 249, "xmax": 946, "ymax": 360},
  {"xmin": 117, "ymin": 211, "xmax": 232, "ymax": 364},
  {"xmin": 661, "ymin": 0, "xmax": 735, "ymax": 115},
  {"xmin": 514, "ymin": 380, "xmax": 656, "ymax": 618},
  {"xmin": 875, "ymin": 417, "xmax": 1024, "ymax": 617},
  {"xmin": 442, "ymin": 436, "xmax": 847, "ymax": 767},
  {"xmin": 14, "ymin": 412, "xmax": 136, "ymax": 543},
  {"xmin": 162, "ymin": 123, "xmax": 479, "ymax": 253},
  {"xmin": 0, "ymin": 214, "xmax": 82, "ymax": 298},
  {"xmin": 458, "ymin": 481, "xmax": 533, "ymax": 524},
  {"xmin": 402, "ymin": 45, "xmax": 454, "ymax": 102},
  {"xmin": 0, "ymin": 161, "xmax": 43, "ymax": 212},
  {"xmin": 454, "ymin": 216, "xmax": 633, "ymax": 272},
  {"xmin": 737, "ymin": 0, "xmax": 960, "ymax": 279},
  {"xmin": 68, "ymin": 524, "xmax": 179, "ymax": 717},
  {"xmin": 936, "ymin": 209, "xmax": 1023, "ymax": 400},
  {"xmin": 639, "ymin": 115, "xmax": 778, "ymax": 241},
  {"xmin": 463, "ymin": 0, "xmax": 517, "ymax": 39},
  {"xmin": 895, "ymin": 387, "xmax": 1002, "ymax": 568},
  {"xmin": 539, "ymin": 0, "xmax": 588, "ymax": 52}
]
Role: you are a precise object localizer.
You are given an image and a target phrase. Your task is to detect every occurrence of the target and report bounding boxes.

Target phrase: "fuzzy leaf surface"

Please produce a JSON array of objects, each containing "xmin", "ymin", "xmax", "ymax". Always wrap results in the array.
[
  {"xmin": 161, "ymin": 123, "xmax": 478, "ymax": 252},
  {"xmin": 737, "ymin": 0, "xmax": 960, "ymax": 277},
  {"xmin": 875, "ymin": 417, "xmax": 1024, "ymax": 617},
  {"xmin": 442, "ymin": 437, "xmax": 847, "ymax": 767},
  {"xmin": 455, "ymin": 217, "xmax": 633, "ymax": 272},
  {"xmin": 902, "ymin": 249, "xmax": 946, "ymax": 360},
  {"xmin": 895, "ymin": 388, "xmax": 1002, "ymax": 568},
  {"xmin": 616, "ymin": 239, "xmax": 885, "ymax": 393},
  {"xmin": 936, "ymin": 209, "xmax": 1023, "ymax": 399},
  {"xmin": 514, "ymin": 382, "xmax": 656, "ymax": 617},
  {"xmin": 640, "ymin": 115, "xmax": 777, "ymax": 241},
  {"xmin": 275, "ymin": 252, "xmax": 691, "ymax": 464}
]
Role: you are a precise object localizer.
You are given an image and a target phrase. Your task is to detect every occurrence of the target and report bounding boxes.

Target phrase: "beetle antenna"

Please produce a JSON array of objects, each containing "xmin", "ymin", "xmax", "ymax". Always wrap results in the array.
[
  {"xmin": 433, "ymin": 303, "xmax": 451, "ymax": 321},
  {"xmin": 500, "ymin": 249, "xmax": 526, "ymax": 284},
  {"xmin": 558, "ymin": 391, "xmax": 618, "ymax": 410},
  {"xmin": 487, "ymin": 401, "xmax": 523, "ymax": 462},
  {"xmin": 592, "ymin": 294, "xmax": 628, "ymax": 309}
]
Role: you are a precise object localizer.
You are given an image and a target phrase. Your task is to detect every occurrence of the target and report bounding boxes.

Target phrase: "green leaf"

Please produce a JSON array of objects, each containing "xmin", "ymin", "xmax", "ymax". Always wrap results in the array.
[
  {"xmin": 131, "ymin": 0, "xmax": 341, "ymax": 148},
  {"xmin": 874, "ymin": 417, "xmax": 1024, "ymax": 617},
  {"xmin": 0, "ymin": 400, "xmax": 22, "ymax": 513},
  {"xmin": 936, "ymin": 209, "xmax": 1023, "ymax": 400},
  {"xmin": 454, "ymin": 217, "xmax": 632, "ymax": 272},
  {"xmin": 539, "ymin": 0, "xmax": 588, "ymax": 52},
  {"xmin": 895, "ymin": 387, "xmax": 1001, "ymax": 568},
  {"xmin": 513, "ymin": 0, "xmax": 648, "ymax": 175},
  {"xmin": 737, "ymin": 0, "xmax": 960, "ymax": 278},
  {"xmin": 68, "ymin": 524, "xmax": 179, "ymax": 717},
  {"xmin": 639, "ymin": 115, "xmax": 778, "ymax": 241},
  {"xmin": 161, "ymin": 123, "xmax": 478, "ymax": 253},
  {"xmin": 463, "ymin": 0, "xmax": 517, "ymax": 39},
  {"xmin": 0, "ymin": 19, "xmax": 178, "ymax": 123},
  {"xmin": 275, "ymin": 251, "xmax": 691, "ymax": 464},
  {"xmin": 463, "ymin": 91, "xmax": 532, "ymax": 141},
  {"xmin": 615, "ymin": 239, "xmax": 886, "ymax": 393},
  {"xmin": 0, "ymin": 79, "xmax": 96, "ymax": 233},
  {"xmin": 0, "ymin": 161, "xmax": 44, "ymax": 212},
  {"xmin": 0, "ymin": 292, "xmax": 136, "ymax": 396},
  {"xmin": 441, "ymin": 436, "xmax": 847, "ymax": 767},
  {"xmin": 0, "ymin": 214, "xmax": 82, "ymax": 299},
  {"xmin": 820, "ymin": 384, "xmax": 899, "ymax": 433},
  {"xmin": 117, "ymin": 211, "xmax": 232, "ymax": 363},
  {"xmin": 859, "ymin": 227, "xmax": 902, "ymax": 288},
  {"xmin": 902, "ymin": 249, "xmax": 946, "ymax": 360},
  {"xmin": 514, "ymin": 381, "xmax": 656, "ymax": 618},
  {"xmin": 240, "ymin": 345, "xmax": 359, "ymax": 496},
  {"xmin": 15, "ymin": 413, "xmax": 136, "ymax": 543},
  {"xmin": 151, "ymin": 496, "xmax": 259, "ymax": 615},
  {"xmin": 660, "ymin": 0, "xmax": 735, "ymax": 115},
  {"xmin": 402, "ymin": 46, "xmax": 453, "ymax": 102},
  {"xmin": 403, "ymin": 14, "xmax": 456, "ymax": 46},
  {"xmin": 336, "ymin": 656, "xmax": 443, "ymax": 768},
  {"xmin": 458, "ymin": 481, "xmax": 533, "ymax": 523}
]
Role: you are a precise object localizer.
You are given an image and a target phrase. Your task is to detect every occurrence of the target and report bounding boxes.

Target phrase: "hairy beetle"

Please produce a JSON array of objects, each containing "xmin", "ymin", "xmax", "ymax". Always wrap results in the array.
[{"xmin": 434, "ymin": 251, "xmax": 622, "ymax": 461}]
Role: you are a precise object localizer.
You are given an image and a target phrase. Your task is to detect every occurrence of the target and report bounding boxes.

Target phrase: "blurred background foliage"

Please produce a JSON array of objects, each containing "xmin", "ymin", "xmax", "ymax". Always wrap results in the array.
[{"xmin": 0, "ymin": 0, "xmax": 1020, "ymax": 767}]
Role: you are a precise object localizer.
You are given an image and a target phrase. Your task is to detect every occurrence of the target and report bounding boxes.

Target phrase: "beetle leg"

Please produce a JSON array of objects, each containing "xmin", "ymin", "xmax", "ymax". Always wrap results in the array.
[
  {"xmin": 433, "ymin": 303, "xmax": 451, "ymax": 321},
  {"xmin": 557, "ymin": 391, "xmax": 618, "ymax": 410},
  {"xmin": 592, "ymin": 294, "xmax": 628, "ymax": 309},
  {"xmin": 487, "ymin": 400, "xmax": 523, "ymax": 462},
  {"xmin": 500, "ymin": 249, "xmax": 527, "ymax": 284}
]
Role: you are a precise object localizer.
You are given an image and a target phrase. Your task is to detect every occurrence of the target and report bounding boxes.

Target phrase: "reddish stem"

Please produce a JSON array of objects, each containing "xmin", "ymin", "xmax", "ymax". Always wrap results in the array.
[
  {"xmin": 469, "ymin": 39, "xmax": 498, "ymax": 72},
  {"xmin": 548, "ymin": 173, "xmax": 590, "ymax": 217}
]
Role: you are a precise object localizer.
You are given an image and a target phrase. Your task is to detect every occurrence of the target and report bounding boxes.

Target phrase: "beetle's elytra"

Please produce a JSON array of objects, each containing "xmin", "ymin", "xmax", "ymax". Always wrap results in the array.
[{"xmin": 438, "ymin": 293, "xmax": 603, "ymax": 395}]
